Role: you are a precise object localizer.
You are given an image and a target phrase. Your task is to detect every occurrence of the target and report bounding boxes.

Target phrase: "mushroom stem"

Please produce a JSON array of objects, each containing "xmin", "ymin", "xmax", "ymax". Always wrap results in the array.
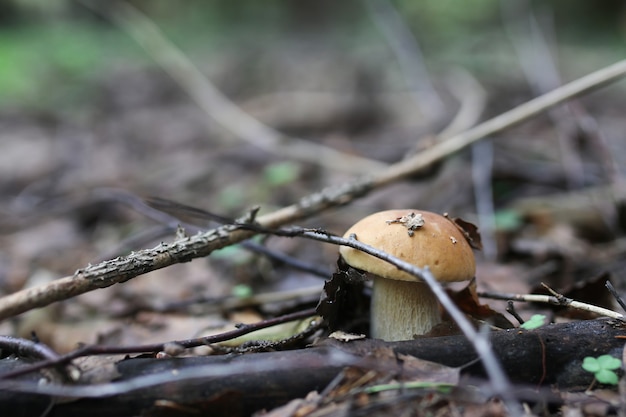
[{"xmin": 370, "ymin": 276, "xmax": 441, "ymax": 341}]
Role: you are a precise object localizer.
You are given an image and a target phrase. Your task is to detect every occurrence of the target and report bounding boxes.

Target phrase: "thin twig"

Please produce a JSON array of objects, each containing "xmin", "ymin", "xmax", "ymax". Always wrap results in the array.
[
  {"xmin": 373, "ymin": 59, "xmax": 626, "ymax": 188},
  {"xmin": 506, "ymin": 301, "xmax": 525, "ymax": 325},
  {"xmin": 0, "ymin": 335, "xmax": 62, "ymax": 362},
  {"xmin": 0, "ymin": 307, "xmax": 318, "ymax": 380},
  {"xmin": 94, "ymin": 190, "xmax": 331, "ymax": 277},
  {"xmin": 0, "ymin": 59, "xmax": 624, "ymax": 320},
  {"xmin": 605, "ymin": 280, "xmax": 626, "ymax": 314},
  {"xmin": 477, "ymin": 290, "xmax": 624, "ymax": 320},
  {"xmin": 437, "ymin": 68, "xmax": 487, "ymax": 139},
  {"xmin": 0, "ymin": 335, "xmax": 79, "ymax": 382}
]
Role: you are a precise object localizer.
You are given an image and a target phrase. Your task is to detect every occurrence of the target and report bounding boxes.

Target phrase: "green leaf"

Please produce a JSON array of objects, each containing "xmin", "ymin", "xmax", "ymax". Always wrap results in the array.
[
  {"xmin": 595, "ymin": 369, "xmax": 619, "ymax": 385},
  {"xmin": 582, "ymin": 357, "xmax": 601, "ymax": 373},
  {"xmin": 597, "ymin": 354, "xmax": 622, "ymax": 370},
  {"xmin": 231, "ymin": 284, "xmax": 253, "ymax": 299},
  {"xmin": 263, "ymin": 162, "xmax": 300, "ymax": 186},
  {"xmin": 494, "ymin": 209, "xmax": 523, "ymax": 232},
  {"xmin": 582, "ymin": 355, "xmax": 622, "ymax": 385},
  {"xmin": 520, "ymin": 314, "xmax": 545, "ymax": 330}
]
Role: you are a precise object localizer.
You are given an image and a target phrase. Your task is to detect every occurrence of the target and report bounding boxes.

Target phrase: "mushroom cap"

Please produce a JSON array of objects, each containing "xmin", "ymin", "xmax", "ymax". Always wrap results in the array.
[{"xmin": 339, "ymin": 209, "xmax": 475, "ymax": 282}]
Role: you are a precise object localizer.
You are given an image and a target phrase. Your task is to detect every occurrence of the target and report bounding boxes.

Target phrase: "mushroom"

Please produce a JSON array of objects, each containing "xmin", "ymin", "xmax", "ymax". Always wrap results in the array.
[{"xmin": 339, "ymin": 209, "xmax": 476, "ymax": 341}]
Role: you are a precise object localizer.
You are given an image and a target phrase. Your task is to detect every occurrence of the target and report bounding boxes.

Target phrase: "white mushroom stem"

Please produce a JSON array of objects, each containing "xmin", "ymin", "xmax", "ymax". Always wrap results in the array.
[{"xmin": 370, "ymin": 276, "xmax": 441, "ymax": 341}]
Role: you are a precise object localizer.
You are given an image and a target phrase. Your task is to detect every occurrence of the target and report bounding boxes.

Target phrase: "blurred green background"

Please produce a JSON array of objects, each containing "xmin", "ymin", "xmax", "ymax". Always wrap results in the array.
[{"xmin": 0, "ymin": 0, "xmax": 624, "ymax": 111}]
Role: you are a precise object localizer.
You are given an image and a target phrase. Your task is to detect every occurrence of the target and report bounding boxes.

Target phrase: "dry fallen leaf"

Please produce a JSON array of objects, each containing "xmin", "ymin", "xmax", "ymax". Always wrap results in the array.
[
  {"xmin": 447, "ymin": 278, "xmax": 514, "ymax": 329},
  {"xmin": 449, "ymin": 216, "xmax": 483, "ymax": 251}
]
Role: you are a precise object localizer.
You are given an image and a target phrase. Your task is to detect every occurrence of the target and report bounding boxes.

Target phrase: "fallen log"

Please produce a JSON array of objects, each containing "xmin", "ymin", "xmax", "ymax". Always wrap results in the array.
[{"xmin": 1, "ymin": 318, "xmax": 624, "ymax": 417}]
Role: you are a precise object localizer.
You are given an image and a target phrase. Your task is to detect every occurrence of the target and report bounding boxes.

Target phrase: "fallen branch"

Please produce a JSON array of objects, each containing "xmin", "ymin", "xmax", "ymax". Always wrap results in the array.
[
  {"xmin": 478, "ymin": 288, "xmax": 625, "ymax": 320},
  {"xmin": 0, "ymin": 60, "xmax": 624, "ymax": 321},
  {"xmin": 1, "ymin": 319, "xmax": 623, "ymax": 417},
  {"xmin": 0, "ymin": 308, "xmax": 319, "ymax": 380}
]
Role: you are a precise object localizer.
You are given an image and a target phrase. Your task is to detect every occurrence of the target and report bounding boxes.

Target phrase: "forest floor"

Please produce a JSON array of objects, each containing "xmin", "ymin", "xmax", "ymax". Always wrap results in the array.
[{"xmin": 1, "ymin": 3, "xmax": 626, "ymax": 416}]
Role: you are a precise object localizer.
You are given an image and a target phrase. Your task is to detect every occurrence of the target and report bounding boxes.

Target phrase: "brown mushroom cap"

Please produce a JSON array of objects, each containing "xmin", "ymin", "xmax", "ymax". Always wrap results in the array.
[{"xmin": 340, "ymin": 209, "xmax": 475, "ymax": 282}]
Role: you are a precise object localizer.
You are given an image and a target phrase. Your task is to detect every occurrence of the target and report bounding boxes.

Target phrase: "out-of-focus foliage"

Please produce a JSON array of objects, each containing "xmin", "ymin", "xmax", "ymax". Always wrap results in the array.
[
  {"xmin": 0, "ymin": 0, "xmax": 623, "ymax": 110},
  {"xmin": 0, "ymin": 23, "xmax": 141, "ymax": 107}
]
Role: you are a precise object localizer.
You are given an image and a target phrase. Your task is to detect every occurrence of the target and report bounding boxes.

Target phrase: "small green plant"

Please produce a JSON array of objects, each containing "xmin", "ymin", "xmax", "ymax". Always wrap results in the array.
[
  {"xmin": 263, "ymin": 162, "xmax": 300, "ymax": 186},
  {"xmin": 231, "ymin": 284, "xmax": 253, "ymax": 299},
  {"xmin": 494, "ymin": 209, "xmax": 523, "ymax": 232},
  {"xmin": 520, "ymin": 314, "xmax": 546, "ymax": 330},
  {"xmin": 582, "ymin": 355, "xmax": 622, "ymax": 385}
]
